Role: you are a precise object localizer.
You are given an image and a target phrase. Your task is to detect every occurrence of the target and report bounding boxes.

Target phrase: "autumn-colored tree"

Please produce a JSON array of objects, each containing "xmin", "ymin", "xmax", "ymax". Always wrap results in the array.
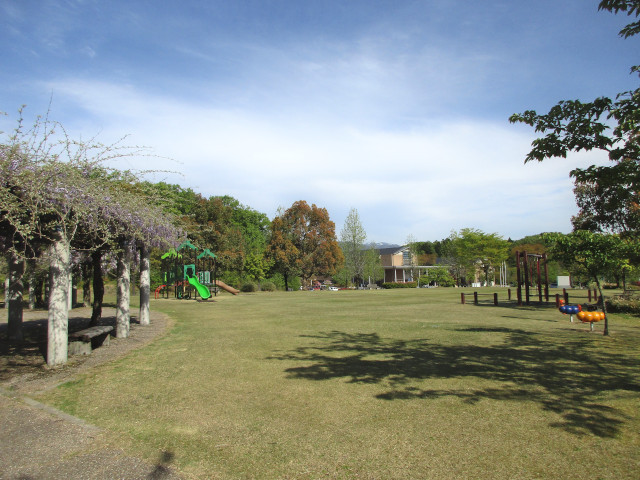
[
  {"xmin": 266, "ymin": 201, "xmax": 344, "ymax": 290},
  {"xmin": 265, "ymin": 214, "xmax": 300, "ymax": 291}
]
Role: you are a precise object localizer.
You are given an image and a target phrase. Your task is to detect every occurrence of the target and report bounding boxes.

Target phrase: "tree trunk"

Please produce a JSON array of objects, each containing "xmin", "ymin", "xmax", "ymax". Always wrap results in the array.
[
  {"xmin": 34, "ymin": 275, "xmax": 43, "ymax": 308},
  {"xmin": 284, "ymin": 272, "xmax": 289, "ymax": 292},
  {"xmin": 81, "ymin": 260, "xmax": 91, "ymax": 307},
  {"xmin": 47, "ymin": 234, "xmax": 70, "ymax": 366},
  {"xmin": 7, "ymin": 254, "xmax": 25, "ymax": 343},
  {"xmin": 68, "ymin": 275, "xmax": 74, "ymax": 310},
  {"xmin": 594, "ymin": 276, "xmax": 609, "ymax": 336},
  {"xmin": 27, "ymin": 259, "xmax": 36, "ymax": 310},
  {"xmin": 139, "ymin": 244, "xmax": 150, "ymax": 326},
  {"xmin": 116, "ymin": 245, "xmax": 131, "ymax": 338},
  {"xmin": 28, "ymin": 282, "xmax": 35, "ymax": 310},
  {"xmin": 90, "ymin": 250, "xmax": 103, "ymax": 326},
  {"xmin": 3, "ymin": 276, "xmax": 8, "ymax": 308}
]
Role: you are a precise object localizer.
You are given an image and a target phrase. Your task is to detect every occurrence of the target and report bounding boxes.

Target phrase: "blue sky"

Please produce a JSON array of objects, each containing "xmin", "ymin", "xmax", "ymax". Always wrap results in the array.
[{"xmin": 1, "ymin": 0, "xmax": 637, "ymax": 244}]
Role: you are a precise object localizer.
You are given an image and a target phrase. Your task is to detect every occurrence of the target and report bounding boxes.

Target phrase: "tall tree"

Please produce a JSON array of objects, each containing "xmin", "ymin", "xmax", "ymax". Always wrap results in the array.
[
  {"xmin": 340, "ymin": 208, "xmax": 367, "ymax": 286},
  {"xmin": 363, "ymin": 243, "xmax": 384, "ymax": 285},
  {"xmin": 265, "ymin": 214, "xmax": 300, "ymax": 291},
  {"xmin": 406, "ymin": 234, "xmax": 420, "ymax": 283},
  {"xmin": 217, "ymin": 195, "xmax": 270, "ymax": 255},
  {"xmin": 266, "ymin": 201, "xmax": 344, "ymax": 289}
]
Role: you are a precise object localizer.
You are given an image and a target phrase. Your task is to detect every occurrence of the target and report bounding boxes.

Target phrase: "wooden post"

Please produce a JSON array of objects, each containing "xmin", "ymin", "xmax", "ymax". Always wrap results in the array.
[
  {"xmin": 543, "ymin": 254, "xmax": 549, "ymax": 301},
  {"xmin": 493, "ymin": 293, "xmax": 498, "ymax": 306},
  {"xmin": 461, "ymin": 292, "xmax": 465, "ymax": 304},
  {"xmin": 515, "ymin": 251, "xmax": 522, "ymax": 306},
  {"xmin": 474, "ymin": 291, "xmax": 478, "ymax": 305},
  {"xmin": 536, "ymin": 256, "xmax": 543, "ymax": 303},
  {"xmin": 555, "ymin": 294, "xmax": 560, "ymax": 308},
  {"xmin": 508, "ymin": 288, "xmax": 511, "ymax": 301},
  {"xmin": 523, "ymin": 251, "xmax": 530, "ymax": 305}
]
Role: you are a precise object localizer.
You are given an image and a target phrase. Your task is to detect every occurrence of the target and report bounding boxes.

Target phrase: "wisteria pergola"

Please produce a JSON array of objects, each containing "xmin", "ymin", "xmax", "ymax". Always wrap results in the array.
[{"xmin": 1, "ymin": 110, "xmax": 182, "ymax": 366}]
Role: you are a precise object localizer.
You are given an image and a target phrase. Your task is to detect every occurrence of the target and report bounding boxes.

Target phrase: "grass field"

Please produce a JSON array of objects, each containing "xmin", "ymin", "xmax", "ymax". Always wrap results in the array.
[{"xmin": 40, "ymin": 288, "xmax": 640, "ymax": 479}]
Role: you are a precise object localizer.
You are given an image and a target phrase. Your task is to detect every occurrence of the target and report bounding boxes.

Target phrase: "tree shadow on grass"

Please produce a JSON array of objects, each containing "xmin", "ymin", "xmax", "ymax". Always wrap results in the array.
[{"xmin": 268, "ymin": 327, "xmax": 640, "ymax": 438}]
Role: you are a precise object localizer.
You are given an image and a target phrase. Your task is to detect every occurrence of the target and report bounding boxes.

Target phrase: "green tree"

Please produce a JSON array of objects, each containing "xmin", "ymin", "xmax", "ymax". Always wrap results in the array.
[
  {"xmin": 449, "ymin": 228, "xmax": 510, "ymax": 286},
  {"xmin": 423, "ymin": 266, "xmax": 455, "ymax": 287},
  {"xmin": 545, "ymin": 231, "xmax": 639, "ymax": 335},
  {"xmin": 340, "ymin": 207, "xmax": 367, "ymax": 286},
  {"xmin": 363, "ymin": 243, "xmax": 384, "ymax": 286},
  {"xmin": 216, "ymin": 195, "xmax": 270, "ymax": 255},
  {"xmin": 510, "ymin": 1, "xmax": 640, "ymax": 238},
  {"xmin": 406, "ymin": 234, "xmax": 420, "ymax": 283},
  {"xmin": 414, "ymin": 241, "xmax": 438, "ymax": 266},
  {"xmin": 244, "ymin": 252, "xmax": 268, "ymax": 283}
]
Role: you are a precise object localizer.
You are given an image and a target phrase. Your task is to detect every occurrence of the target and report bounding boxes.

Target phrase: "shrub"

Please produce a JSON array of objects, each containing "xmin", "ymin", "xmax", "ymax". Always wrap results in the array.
[
  {"xmin": 605, "ymin": 296, "xmax": 640, "ymax": 315},
  {"xmin": 240, "ymin": 282, "xmax": 258, "ymax": 293},
  {"xmin": 381, "ymin": 282, "xmax": 418, "ymax": 289},
  {"xmin": 260, "ymin": 281, "xmax": 277, "ymax": 292},
  {"xmin": 266, "ymin": 273, "xmax": 301, "ymax": 291}
]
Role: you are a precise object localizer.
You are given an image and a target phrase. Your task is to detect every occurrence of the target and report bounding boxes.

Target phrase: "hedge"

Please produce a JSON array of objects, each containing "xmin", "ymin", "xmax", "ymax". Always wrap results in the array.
[
  {"xmin": 381, "ymin": 282, "xmax": 418, "ymax": 289},
  {"xmin": 605, "ymin": 295, "xmax": 640, "ymax": 315}
]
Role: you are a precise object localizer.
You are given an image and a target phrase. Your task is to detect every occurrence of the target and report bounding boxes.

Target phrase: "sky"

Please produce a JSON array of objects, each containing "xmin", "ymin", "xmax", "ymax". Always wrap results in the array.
[{"xmin": 1, "ymin": 0, "xmax": 638, "ymax": 245}]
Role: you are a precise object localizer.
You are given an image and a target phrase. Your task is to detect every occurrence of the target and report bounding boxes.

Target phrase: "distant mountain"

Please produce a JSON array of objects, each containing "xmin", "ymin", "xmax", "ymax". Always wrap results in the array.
[{"xmin": 367, "ymin": 242, "xmax": 401, "ymax": 249}]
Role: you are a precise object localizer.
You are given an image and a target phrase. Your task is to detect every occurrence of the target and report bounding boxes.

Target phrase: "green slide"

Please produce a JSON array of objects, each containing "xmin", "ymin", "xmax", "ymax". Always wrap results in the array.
[{"xmin": 187, "ymin": 275, "xmax": 212, "ymax": 300}]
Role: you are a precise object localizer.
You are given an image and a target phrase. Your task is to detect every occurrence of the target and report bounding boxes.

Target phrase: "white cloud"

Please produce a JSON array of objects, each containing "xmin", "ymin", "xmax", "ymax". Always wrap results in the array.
[{"xmin": 41, "ymin": 77, "xmax": 609, "ymax": 244}]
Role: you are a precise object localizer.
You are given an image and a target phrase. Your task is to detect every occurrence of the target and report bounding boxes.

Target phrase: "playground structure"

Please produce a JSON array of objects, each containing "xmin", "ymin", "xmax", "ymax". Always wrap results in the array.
[
  {"xmin": 461, "ymin": 287, "xmax": 600, "ymax": 309},
  {"xmin": 558, "ymin": 300, "xmax": 605, "ymax": 331},
  {"xmin": 515, "ymin": 251, "xmax": 549, "ymax": 306},
  {"xmin": 462, "ymin": 252, "xmax": 551, "ymax": 306},
  {"xmin": 460, "ymin": 252, "xmax": 607, "ymax": 331},
  {"xmin": 155, "ymin": 240, "xmax": 239, "ymax": 300}
]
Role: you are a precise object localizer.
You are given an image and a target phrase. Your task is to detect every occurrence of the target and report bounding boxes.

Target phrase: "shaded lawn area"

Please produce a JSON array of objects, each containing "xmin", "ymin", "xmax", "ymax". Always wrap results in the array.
[{"xmin": 37, "ymin": 288, "xmax": 640, "ymax": 479}]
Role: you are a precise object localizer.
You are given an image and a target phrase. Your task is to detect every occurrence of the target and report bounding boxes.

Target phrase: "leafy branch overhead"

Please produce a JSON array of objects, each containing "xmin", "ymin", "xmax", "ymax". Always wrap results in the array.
[
  {"xmin": 599, "ymin": 0, "xmax": 640, "ymax": 38},
  {"xmin": 510, "ymin": 0, "xmax": 640, "ymax": 238},
  {"xmin": 511, "ymin": 1, "xmax": 640, "ymax": 336}
]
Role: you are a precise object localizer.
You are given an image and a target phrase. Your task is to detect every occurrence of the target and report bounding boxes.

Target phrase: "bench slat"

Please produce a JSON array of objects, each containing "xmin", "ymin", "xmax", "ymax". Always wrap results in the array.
[{"xmin": 70, "ymin": 325, "xmax": 114, "ymax": 342}]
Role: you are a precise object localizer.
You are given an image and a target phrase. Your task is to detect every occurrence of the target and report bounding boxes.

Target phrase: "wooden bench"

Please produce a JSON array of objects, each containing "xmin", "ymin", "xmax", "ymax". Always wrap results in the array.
[{"xmin": 68, "ymin": 325, "xmax": 114, "ymax": 356}]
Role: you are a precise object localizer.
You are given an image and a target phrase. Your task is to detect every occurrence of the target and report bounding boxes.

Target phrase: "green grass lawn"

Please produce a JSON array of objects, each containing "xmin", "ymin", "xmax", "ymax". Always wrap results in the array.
[{"xmin": 41, "ymin": 288, "xmax": 640, "ymax": 479}]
